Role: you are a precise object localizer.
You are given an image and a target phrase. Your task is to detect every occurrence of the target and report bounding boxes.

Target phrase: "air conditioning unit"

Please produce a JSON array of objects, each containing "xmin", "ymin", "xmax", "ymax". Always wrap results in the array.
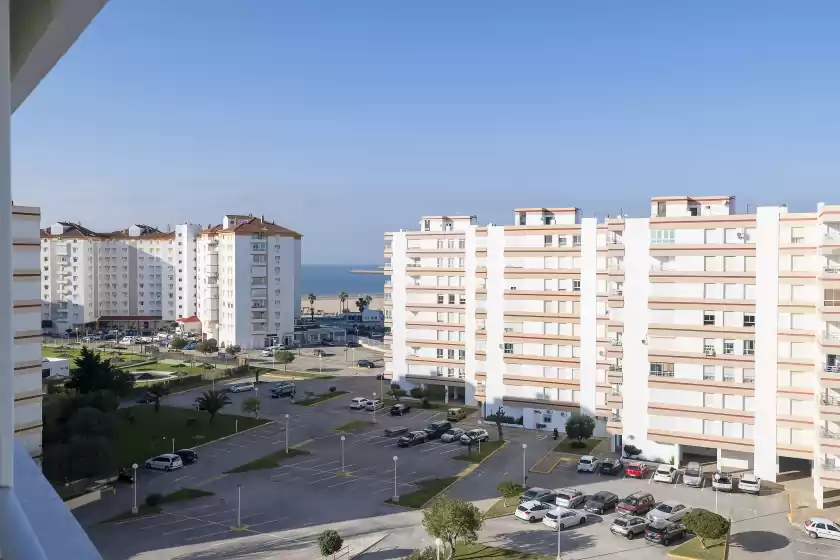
[
  {"xmin": 704, "ymin": 347, "xmax": 716, "ymax": 357},
  {"xmin": 737, "ymin": 232, "xmax": 745, "ymax": 239}
]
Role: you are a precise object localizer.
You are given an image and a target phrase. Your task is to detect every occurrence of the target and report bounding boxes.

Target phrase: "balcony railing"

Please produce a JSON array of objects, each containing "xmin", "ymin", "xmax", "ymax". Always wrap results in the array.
[
  {"xmin": 821, "ymin": 428, "xmax": 840, "ymax": 439},
  {"xmin": 610, "ymin": 339, "xmax": 623, "ymax": 347},
  {"xmin": 825, "ymin": 363, "xmax": 840, "ymax": 373},
  {"xmin": 825, "ymin": 267, "xmax": 840, "ymax": 275},
  {"xmin": 649, "ymin": 370, "xmax": 675, "ymax": 377},
  {"xmin": 609, "ymin": 365, "xmax": 623, "ymax": 372},
  {"xmin": 821, "ymin": 394, "xmax": 840, "ymax": 406},
  {"xmin": 821, "ymin": 461, "xmax": 840, "ymax": 472}
]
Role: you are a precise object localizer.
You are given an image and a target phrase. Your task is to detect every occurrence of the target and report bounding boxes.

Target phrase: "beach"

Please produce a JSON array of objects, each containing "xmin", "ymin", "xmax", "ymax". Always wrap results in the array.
[{"xmin": 300, "ymin": 293, "xmax": 384, "ymax": 315}]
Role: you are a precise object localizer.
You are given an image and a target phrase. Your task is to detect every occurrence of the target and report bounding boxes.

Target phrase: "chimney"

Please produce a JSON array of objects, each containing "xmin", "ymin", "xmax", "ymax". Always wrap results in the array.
[{"xmin": 261, "ymin": 214, "xmax": 264, "ymax": 223}]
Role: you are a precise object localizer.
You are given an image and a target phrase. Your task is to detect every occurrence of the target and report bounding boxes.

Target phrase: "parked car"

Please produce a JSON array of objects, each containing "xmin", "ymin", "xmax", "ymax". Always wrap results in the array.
[
  {"xmin": 117, "ymin": 467, "xmax": 135, "ymax": 484},
  {"xmin": 322, "ymin": 340, "xmax": 335, "ymax": 347},
  {"xmin": 384, "ymin": 426, "xmax": 408, "ymax": 436},
  {"xmin": 555, "ymin": 488, "xmax": 585, "ymax": 509},
  {"xmin": 365, "ymin": 398, "xmax": 384, "ymax": 411},
  {"xmin": 446, "ymin": 408, "xmax": 468, "ymax": 421},
  {"xmin": 270, "ymin": 382, "xmax": 295, "ymax": 398},
  {"xmin": 519, "ymin": 487, "xmax": 558, "ymax": 505},
  {"xmin": 577, "ymin": 455, "xmax": 600, "ymax": 473},
  {"xmin": 120, "ymin": 337, "xmax": 135, "ymax": 344},
  {"xmin": 647, "ymin": 500, "xmax": 690, "ymax": 523},
  {"xmin": 515, "ymin": 500, "xmax": 553, "ymax": 523},
  {"xmin": 356, "ymin": 359, "xmax": 376, "ymax": 368},
  {"xmin": 390, "ymin": 403, "xmax": 411, "ymax": 416},
  {"xmin": 738, "ymin": 473, "xmax": 761, "ymax": 495},
  {"xmin": 645, "ymin": 519, "xmax": 687, "ymax": 545},
  {"xmin": 805, "ymin": 517, "xmax": 840, "ymax": 540},
  {"xmin": 424, "ymin": 421, "xmax": 452, "ymax": 439},
  {"xmin": 584, "ymin": 491, "xmax": 619, "ymax": 514},
  {"xmin": 440, "ymin": 428, "xmax": 465, "ymax": 443},
  {"xmin": 144, "ymin": 453, "xmax": 184, "ymax": 472},
  {"xmin": 616, "ymin": 492, "xmax": 656, "ymax": 516},
  {"xmin": 349, "ymin": 397, "xmax": 370, "ymax": 410},
  {"xmin": 174, "ymin": 449, "xmax": 198, "ymax": 464},
  {"xmin": 543, "ymin": 507, "xmax": 587, "ymax": 530},
  {"xmin": 459, "ymin": 429, "xmax": 490, "ymax": 444},
  {"xmin": 397, "ymin": 431, "xmax": 427, "ymax": 447},
  {"xmin": 653, "ymin": 464, "xmax": 678, "ymax": 483},
  {"xmin": 184, "ymin": 343, "xmax": 197, "ymax": 350},
  {"xmin": 610, "ymin": 514, "xmax": 648, "ymax": 540},
  {"xmin": 600, "ymin": 458, "xmax": 623, "ymax": 475},
  {"xmin": 228, "ymin": 382, "xmax": 254, "ymax": 393},
  {"xmin": 683, "ymin": 461, "xmax": 703, "ymax": 487},
  {"xmin": 314, "ymin": 349, "xmax": 327, "ymax": 357},
  {"xmin": 712, "ymin": 471, "xmax": 733, "ymax": 492},
  {"xmin": 135, "ymin": 392, "xmax": 156, "ymax": 404},
  {"xmin": 260, "ymin": 349, "xmax": 274, "ymax": 357},
  {"xmin": 624, "ymin": 462, "xmax": 648, "ymax": 479},
  {"xmin": 346, "ymin": 341, "xmax": 361, "ymax": 348}
]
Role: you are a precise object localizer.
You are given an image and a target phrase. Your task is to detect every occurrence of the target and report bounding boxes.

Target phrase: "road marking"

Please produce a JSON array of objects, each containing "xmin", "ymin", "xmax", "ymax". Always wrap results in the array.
[
  {"xmin": 797, "ymin": 539, "xmax": 840, "ymax": 549},
  {"xmin": 420, "ymin": 443, "xmax": 452, "ymax": 453},
  {"xmin": 113, "ymin": 513, "xmax": 170, "ymax": 525},
  {"xmin": 245, "ymin": 516, "xmax": 289, "ymax": 529},
  {"xmin": 171, "ymin": 475, "xmax": 189, "ymax": 483},
  {"xmin": 310, "ymin": 460, "xmax": 340, "ymax": 469},
  {"xmin": 308, "ymin": 474, "xmax": 338, "ymax": 485},
  {"xmin": 798, "ymin": 552, "xmax": 839, "ymax": 559},
  {"xmin": 184, "ymin": 527, "xmax": 236, "ymax": 542},
  {"xmin": 326, "ymin": 477, "xmax": 359, "ymax": 488}
]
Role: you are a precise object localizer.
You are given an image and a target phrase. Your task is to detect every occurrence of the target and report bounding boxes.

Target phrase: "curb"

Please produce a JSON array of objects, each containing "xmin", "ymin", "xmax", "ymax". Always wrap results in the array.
[
  {"xmin": 349, "ymin": 532, "xmax": 390, "ymax": 559},
  {"xmin": 191, "ymin": 420, "xmax": 275, "ymax": 450},
  {"xmin": 291, "ymin": 438, "xmax": 314, "ymax": 449},
  {"xmin": 457, "ymin": 440, "xmax": 510, "ymax": 466},
  {"xmin": 292, "ymin": 392, "xmax": 348, "ymax": 407},
  {"xmin": 529, "ymin": 450, "xmax": 554, "ymax": 474}
]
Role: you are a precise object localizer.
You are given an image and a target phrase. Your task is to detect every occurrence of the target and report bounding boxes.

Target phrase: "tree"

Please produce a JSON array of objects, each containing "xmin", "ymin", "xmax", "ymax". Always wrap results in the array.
[
  {"xmin": 275, "ymin": 350, "xmax": 296, "ymax": 374},
  {"xmin": 492, "ymin": 405, "xmax": 505, "ymax": 440},
  {"xmin": 225, "ymin": 344, "xmax": 242, "ymax": 357},
  {"xmin": 308, "ymin": 293, "xmax": 317, "ymax": 321},
  {"xmin": 194, "ymin": 390, "xmax": 231, "ymax": 423},
  {"xmin": 682, "ymin": 509, "xmax": 730, "ymax": 549},
  {"xmin": 406, "ymin": 547, "xmax": 437, "ymax": 560},
  {"xmin": 422, "ymin": 496, "xmax": 483, "ymax": 558},
  {"xmin": 242, "ymin": 396, "xmax": 261, "ymax": 418},
  {"xmin": 364, "ymin": 294, "xmax": 373, "ymax": 307},
  {"xmin": 170, "ymin": 336, "xmax": 187, "ymax": 350},
  {"xmin": 409, "ymin": 387, "xmax": 428, "ymax": 399},
  {"xmin": 389, "ymin": 383, "xmax": 406, "ymax": 401},
  {"xmin": 355, "ymin": 297, "xmax": 367, "ymax": 312},
  {"xmin": 623, "ymin": 444, "xmax": 642, "ymax": 458},
  {"xmin": 317, "ymin": 529, "xmax": 343, "ymax": 559},
  {"xmin": 66, "ymin": 346, "xmax": 134, "ymax": 398},
  {"xmin": 496, "ymin": 480, "xmax": 524, "ymax": 507},
  {"xmin": 197, "ymin": 338, "xmax": 218, "ymax": 355},
  {"xmin": 564, "ymin": 413, "xmax": 596, "ymax": 447},
  {"xmin": 338, "ymin": 291, "xmax": 349, "ymax": 313},
  {"xmin": 146, "ymin": 383, "xmax": 170, "ymax": 413}
]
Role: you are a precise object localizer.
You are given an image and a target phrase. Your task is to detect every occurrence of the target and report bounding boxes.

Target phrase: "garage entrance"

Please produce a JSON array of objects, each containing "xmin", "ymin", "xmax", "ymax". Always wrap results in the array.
[
  {"xmin": 778, "ymin": 455, "xmax": 811, "ymax": 482},
  {"xmin": 681, "ymin": 444, "xmax": 717, "ymax": 468}
]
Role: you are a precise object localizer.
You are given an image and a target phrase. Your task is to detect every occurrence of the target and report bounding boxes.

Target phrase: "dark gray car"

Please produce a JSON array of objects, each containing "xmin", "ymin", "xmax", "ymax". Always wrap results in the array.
[
  {"xmin": 584, "ymin": 491, "xmax": 619, "ymax": 514},
  {"xmin": 519, "ymin": 487, "xmax": 558, "ymax": 505}
]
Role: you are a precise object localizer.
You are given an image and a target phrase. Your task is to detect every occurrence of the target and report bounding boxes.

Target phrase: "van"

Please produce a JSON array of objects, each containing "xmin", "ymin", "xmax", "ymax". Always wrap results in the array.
[{"xmin": 446, "ymin": 408, "xmax": 467, "ymax": 421}]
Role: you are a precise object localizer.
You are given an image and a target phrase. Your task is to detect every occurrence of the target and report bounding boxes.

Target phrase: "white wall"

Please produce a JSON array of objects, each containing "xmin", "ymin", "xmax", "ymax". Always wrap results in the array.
[
  {"xmin": 391, "ymin": 232, "xmax": 408, "ymax": 387},
  {"xmin": 579, "ymin": 218, "xmax": 597, "ymax": 416},
  {"xmin": 485, "ymin": 226, "xmax": 506, "ymax": 410}
]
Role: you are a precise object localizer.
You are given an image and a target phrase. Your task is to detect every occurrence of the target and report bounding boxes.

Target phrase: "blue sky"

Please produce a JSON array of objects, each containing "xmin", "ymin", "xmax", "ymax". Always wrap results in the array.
[{"xmin": 12, "ymin": 1, "xmax": 840, "ymax": 263}]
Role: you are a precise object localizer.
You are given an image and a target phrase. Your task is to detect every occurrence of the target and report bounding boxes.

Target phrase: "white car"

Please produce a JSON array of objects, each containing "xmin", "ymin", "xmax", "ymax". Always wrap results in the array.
[
  {"xmin": 349, "ymin": 397, "xmax": 369, "ymax": 410},
  {"xmin": 459, "ymin": 429, "xmax": 490, "ymax": 444},
  {"xmin": 119, "ymin": 337, "xmax": 135, "ymax": 344},
  {"xmin": 543, "ymin": 507, "xmax": 587, "ymax": 530},
  {"xmin": 653, "ymin": 464, "xmax": 678, "ymax": 483},
  {"xmin": 228, "ymin": 382, "xmax": 255, "ymax": 393},
  {"xmin": 555, "ymin": 488, "xmax": 585, "ymax": 509},
  {"xmin": 738, "ymin": 474, "xmax": 761, "ymax": 494},
  {"xmin": 144, "ymin": 453, "xmax": 184, "ymax": 472},
  {"xmin": 711, "ymin": 471, "xmax": 733, "ymax": 492},
  {"xmin": 576, "ymin": 455, "xmax": 599, "ymax": 473},
  {"xmin": 365, "ymin": 398, "xmax": 384, "ymax": 411},
  {"xmin": 805, "ymin": 517, "xmax": 840, "ymax": 540},
  {"xmin": 647, "ymin": 500, "xmax": 690, "ymax": 523},
  {"xmin": 261, "ymin": 349, "xmax": 273, "ymax": 357},
  {"xmin": 440, "ymin": 428, "xmax": 465, "ymax": 442},
  {"xmin": 515, "ymin": 500, "xmax": 553, "ymax": 523}
]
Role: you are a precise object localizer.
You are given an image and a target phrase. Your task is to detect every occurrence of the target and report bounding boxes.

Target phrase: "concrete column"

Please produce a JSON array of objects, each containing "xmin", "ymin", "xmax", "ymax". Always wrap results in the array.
[
  {"xmin": 0, "ymin": 0, "xmax": 11, "ymax": 488},
  {"xmin": 444, "ymin": 385, "xmax": 449, "ymax": 404}
]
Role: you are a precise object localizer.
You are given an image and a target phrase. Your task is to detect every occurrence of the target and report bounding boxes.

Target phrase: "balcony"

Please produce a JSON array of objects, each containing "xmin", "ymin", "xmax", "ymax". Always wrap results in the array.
[
  {"xmin": 606, "ymin": 392, "xmax": 623, "ymax": 406},
  {"xmin": 610, "ymin": 339, "xmax": 623, "ymax": 347},
  {"xmin": 821, "ymin": 394, "xmax": 840, "ymax": 421},
  {"xmin": 825, "ymin": 266, "xmax": 840, "ymax": 275},
  {"xmin": 606, "ymin": 415, "xmax": 622, "ymax": 434}
]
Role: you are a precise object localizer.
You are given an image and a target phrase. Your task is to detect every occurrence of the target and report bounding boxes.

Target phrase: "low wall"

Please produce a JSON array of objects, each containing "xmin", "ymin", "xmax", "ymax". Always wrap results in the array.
[{"xmin": 64, "ymin": 489, "xmax": 101, "ymax": 510}]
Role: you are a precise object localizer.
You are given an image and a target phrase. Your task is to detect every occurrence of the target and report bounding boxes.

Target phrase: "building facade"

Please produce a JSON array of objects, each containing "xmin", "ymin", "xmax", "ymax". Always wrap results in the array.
[
  {"xmin": 384, "ymin": 196, "xmax": 840, "ymax": 507},
  {"xmin": 195, "ymin": 214, "xmax": 302, "ymax": 349}
]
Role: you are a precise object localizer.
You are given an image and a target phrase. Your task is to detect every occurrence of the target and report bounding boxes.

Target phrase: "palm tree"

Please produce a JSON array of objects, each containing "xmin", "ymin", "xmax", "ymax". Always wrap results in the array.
[
  {"xmin": 308, "ymin": 293, "xmax": 317, "ymax": 321},
  {"xmin": 355, "ymin": 297, "xmax": 367, "ymax": 312},
  {"xmin": 364, "ymin": 294, "xmax": 372, "ymax": 308},
  {"xmin": 242, "ymin": 397, "xmax": 261, "ymax": 419},
  {"xmin": 146, "ymin": 383, "xmax": 170, "ymax": 413},
  {"xmin": 194, "ymin": 389, "xmax": 232, "ymax": 423},
  {"xmin": 338, "ymin": 291, "xmax": 349, "ymax": 313}
]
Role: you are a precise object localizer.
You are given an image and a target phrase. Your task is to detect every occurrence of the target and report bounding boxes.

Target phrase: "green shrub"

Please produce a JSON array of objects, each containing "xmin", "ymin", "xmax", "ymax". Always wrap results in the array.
[
  {"xmin": 185, "ymin": 418, "xmax": 198, "ymax": 428},
  {"xmin": 145, "ymin": 493, "xmax": 163, "ymax": 507},
  {"xmin": 409, "ymin": 387, "xmax": 427, "ymax": 399},
  {"xmin": 421, "ymin": 397, "xmax": 431, "ymax": 409},
  {"xmin": 486, "ymin": 413, "xmax": 517, "ymax": 424},
  {"xmin": 682, "ymin": 508, "xmax": 730, "ymax": 548}
]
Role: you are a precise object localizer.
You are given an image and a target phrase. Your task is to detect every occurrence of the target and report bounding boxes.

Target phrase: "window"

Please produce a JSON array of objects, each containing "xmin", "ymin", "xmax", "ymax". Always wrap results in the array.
[
  {"xmin": 743, "ymin": 340, "xmax": 755, "ymax": 355},
  {"xmin": 448, "ymin": 294, "xmax": 455, "ymax": 304},
  {"xmin": 519, "ymin": 213, "xmax": 526, "ymax": 225},
  {"xmin": 543, "ymin": 215, "xmax": 554, "ymax": 225},
  {"xmin": 437, "ymin": 349, "xmax": 444, "ymax": 358},
  {"xmin": 572, "ymin": 235, "xmax": 581, "ymax": 247},
  {"xmin": 743, "ymin": 314, "xmax": 755, "ymax": 327},
  {"xmin": 743, "ymin": 369, "xmax": 755, "ymax": 384},
  {"xmin": 791, "ymin": 227, "xmax": 805, "ymax": 243},
  {"xmin": 459, "ymin": 294, "xmax": 466, "ymax": 305},
  {"xmin": 703, "ymin": 365, "xmax": 716, "ymax": 381},
  {"xmin": 437, "ymin": 294, "xmax": 444, "ymax": 304},
  {"xmin": 650, "ymin": 362, "xmax": 674, "ymax": 377},
  {"xmin": 651, "ymin": 230, "xmax": 675, "ymax": 244},
  {"xmin": 703, "ymin": 312, "xmax": 715, "ymax": 326},
  {"xmin": 572, "ymin": 280, "xmax": 581, "ymax": 292},
  {"xmin": 447, "ymin": 349, "xmax": 455, "ymax": 359},
  {"xmin": 656, "ymin": 201, "xmax": 666, "ymax": 217},
  {"xmin": 458, "ymin": 350, "xmax": 465, "ymax": 360},
  {"xmin": 723, "ymin": 340, "xmax": 735, "ymax": 355},
  {"xmin": 557, "ymin": 236, "xmax": 567, "ymax": 247},
  {"xmin": 424, "ymin": 220, "xmax": 430, "ymax": 231},
  {"xmin": 544, "ymin": 235, "xmax": 553, "ymax": 247},
  {"xmin": 723, "ymin": 368, "xmax": 735, "ymax": 382},
  {"xmin": 503, "ymin": 343, "xmax": 514, "ymax": 354}
]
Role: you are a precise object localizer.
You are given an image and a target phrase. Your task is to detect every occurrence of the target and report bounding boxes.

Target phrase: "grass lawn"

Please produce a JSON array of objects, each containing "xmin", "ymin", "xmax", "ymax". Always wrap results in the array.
[
  {"xmin": 115, "ymin": 405, "xmax": 269, "ymax": 467},
  {"xmin": 385, "ymin": 477, "xmax": 458, "ymax": 508},
  {"xmin": 224, "ymin": 448, "xmax": 310, "ymax": 474},
  {"xmin": 552, "ymin": 437, "xmax": 603, "ymax": 455},
  {"xmin": 276, "ymin": 371, "xmax": 336, "ymax": 380},
  {"xmin": 453, "ymin": 440, "xmax": 507, "ymax": 463},
  {"xmin": 669, "ymin": 537, "xmax": 726, "ymax": 560},
  {"xmin": 332, "ymin": 420, "xmax": 375, "ymax": 433},
  {"xmin": 102, "ymin": 487, "xmax": 215, "ymax": 523},
  {"xmin": 451, "ymin": 543, "xmax": 552, "ymax": 560},
  {"xmin": 483, "ymin": 497, "xmax": 521, "ymax": 519},
  {"xmin": 293, "ymin": 390, "xmax": 348, "ymax": 406}
]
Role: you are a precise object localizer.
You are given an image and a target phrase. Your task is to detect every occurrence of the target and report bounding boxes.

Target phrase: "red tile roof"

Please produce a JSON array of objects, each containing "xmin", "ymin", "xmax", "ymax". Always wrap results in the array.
[{"xmin": 177, "ymin": 316, "xmax": 201, "ymax": 323}]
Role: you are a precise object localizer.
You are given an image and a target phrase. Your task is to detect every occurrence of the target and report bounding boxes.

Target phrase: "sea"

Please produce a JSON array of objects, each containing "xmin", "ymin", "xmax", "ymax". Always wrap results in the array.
[{"xmin": 300, "ymin": 264, "xmax": 385, "ymax": 297}]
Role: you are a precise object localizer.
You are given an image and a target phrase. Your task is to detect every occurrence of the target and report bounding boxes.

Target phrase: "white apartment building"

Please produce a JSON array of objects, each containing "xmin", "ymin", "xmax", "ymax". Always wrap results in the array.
[
  {"xmin": 39, "ymin": 222, "xmax": 201, "ymax": 331},
  {"xmin": 196, "ymin": 214, "xmax": 301, "ymax": 349},
  {"xmin": 12, "ymin": 205, "xmax": 44, "ymax": 458},
  {"xmin": 384, "ymin": 196, "xmax": 840, "ymax": 507}
]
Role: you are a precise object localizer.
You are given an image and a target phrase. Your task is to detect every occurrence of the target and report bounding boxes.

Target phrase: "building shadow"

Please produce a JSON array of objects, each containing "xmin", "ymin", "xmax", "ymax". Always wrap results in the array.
[
  {"xmin": 485, "ymin": 528, "xmax": 596, "ymax": 556},
  {"xmin": 728, "ymin": 530, "xmax": 790, "ymax": 553}
]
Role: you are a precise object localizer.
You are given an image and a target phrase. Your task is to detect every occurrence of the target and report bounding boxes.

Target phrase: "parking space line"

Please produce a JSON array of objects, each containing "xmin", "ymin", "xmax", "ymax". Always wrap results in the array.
[
  {"xmin": 308, "ymin": 474, "xmax": 338, "ymax": 485},
  {"xmin": 310, "ymin": 460, "xmax": 340, "ymax": 469},
  {"xmin": 326, "ymin": 477, "xmax": 359, "ymax": 489},
  {"xmin": 438, "ymin": 447, "xmax": 461, "ymax": 455},
  {"xmin": 113, "ymin": 512, "xmax": 170, "ymax": 526},
  {"xmin": 246, "ymin": 517, "xmax": 289, "ymax": 529},
  {"xmin": 797, "ymin": 539, "xmax": 840, "ymax": 549},
  {"xmin": 185, "ymin": 527, "xmax": 236, "ymax": 542}
]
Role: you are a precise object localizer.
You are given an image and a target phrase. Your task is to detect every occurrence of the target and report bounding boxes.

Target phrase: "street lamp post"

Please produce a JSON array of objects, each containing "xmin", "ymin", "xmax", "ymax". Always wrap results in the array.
[
  {"xmin": 171, "ymin": 438, "xmax": 175, "ymax": 454},
  {"xmin": 556, "ymin": 514, "xmax": 562, "ymax": 559},
  {"xmin": 372, "ymin": 392, "xmax": 378, "ymax": 423},
  {"xmin": 319, "ymin": 354, "xmax": 322, "ymax": 374},
  {"xmin": 131, "ymin": 463, "xmax": 138, "ymax": 514},
  {"xmin": 435, "ymin": 538, "xmax": 442, "ymax": 560},
  {"xmin": 521, "ymin": 443, "xmax": 528, "ymax": 486},
  {"xmin": 392, "ymin": 456, "xmax": 398, "ymax": 501},
  {"xmin": 237, "ymin": 484, "xmax": 242, "ymax": 528},
  {"xmin": 341, "ymin": 435, "xmax": 346, "ymax": 472},
  {"xmin": 285, "ymin": 413, "xmax": 290, "ymax": 454}
]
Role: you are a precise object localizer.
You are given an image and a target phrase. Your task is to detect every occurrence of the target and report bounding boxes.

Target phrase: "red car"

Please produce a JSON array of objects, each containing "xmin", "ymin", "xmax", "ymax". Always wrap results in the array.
[{"xmin": 624, "ymin": 462, "xmax": 648, "ymax": 479}]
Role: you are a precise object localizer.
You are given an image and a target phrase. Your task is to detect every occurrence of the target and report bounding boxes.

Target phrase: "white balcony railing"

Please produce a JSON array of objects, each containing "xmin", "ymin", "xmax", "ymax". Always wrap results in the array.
[
  {"xmin": 824, "ymin": 363, "xmax": 840, "ymax": 373},
  {"xmin": 825, "ymin": 267, "xmax": 840, "ymax": 275}
]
